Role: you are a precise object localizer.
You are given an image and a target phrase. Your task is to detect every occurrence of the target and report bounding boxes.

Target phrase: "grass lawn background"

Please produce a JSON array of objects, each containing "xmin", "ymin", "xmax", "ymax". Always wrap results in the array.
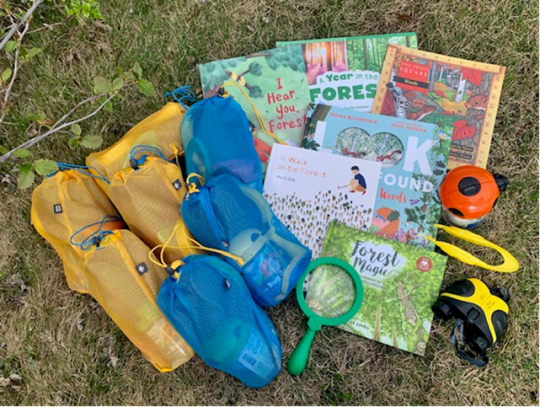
[{"xmin": 0, "ymin": 0, "xmax": 538, "ymax": 405}]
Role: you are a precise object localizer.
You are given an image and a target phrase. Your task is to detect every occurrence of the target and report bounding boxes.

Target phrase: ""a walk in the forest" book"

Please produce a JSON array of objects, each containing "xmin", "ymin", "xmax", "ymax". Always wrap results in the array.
[
  {"xmin": 277, "ymin": 33, "xmax": 418, "ymax": 113},
  {"xmin": 263, "ymin": 144, "xmax": 381, "ymax": 258},
  {"xmin": 371, "ymin": 44, "xmax": 505, "ymax": 169},
  {"xmin": 305, "ymin": 220, "xmax": 447, "ymax": 356},
  {"xmin": 199, "ymin": 46, "xmax": 311, "ymax": 170},
  {"xmin": 303, "ymin": 104, "xmax": 451, "ymax": 250}
]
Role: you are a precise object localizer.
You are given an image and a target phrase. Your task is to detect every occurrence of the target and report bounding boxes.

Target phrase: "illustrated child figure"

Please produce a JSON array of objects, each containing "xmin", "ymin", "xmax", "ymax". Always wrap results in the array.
[{"xmin": 340, "ymin": 165, "xmax": 367, "ymax": 194}]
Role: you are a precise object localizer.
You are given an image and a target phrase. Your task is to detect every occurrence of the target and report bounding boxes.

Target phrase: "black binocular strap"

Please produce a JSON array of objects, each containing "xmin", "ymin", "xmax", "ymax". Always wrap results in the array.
[{"xmin": 451, "ymin": 319, "xmax": 488, "ymax": 368}]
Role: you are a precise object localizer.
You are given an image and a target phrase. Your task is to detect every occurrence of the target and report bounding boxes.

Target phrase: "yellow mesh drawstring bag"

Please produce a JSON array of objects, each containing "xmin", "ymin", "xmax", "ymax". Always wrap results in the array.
[
  {"xmin": 77, "ymin": 228, "xmax": 194, "ymax": 372},
  {"xmin": 31, "ymin": 164, "xmax": 125, "ymax": 293},
  {"xmin": 107, "ymin": 145, "xmax": 199, "ymax": 264},
  {"xmin": 86, "ymin": 102, "xmax": 186, "ymax": 194}
]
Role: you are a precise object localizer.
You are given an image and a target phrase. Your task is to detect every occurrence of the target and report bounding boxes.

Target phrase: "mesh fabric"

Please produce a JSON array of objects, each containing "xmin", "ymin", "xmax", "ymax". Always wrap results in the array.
[
  {"xmin": 86, "ymin": 102, "xmax": 185, "ymax": 194},
  {"xmin": 157, "ymin": 255, "xmax": 281, "ymax": 388},
  {"xmin": 83, "ymin": 230, "xmax": 193, "ymax": 371},
  {"xmin": 107, "ymin": 155, "xmax": 199, "ymax": 264},
  {"xmin": 181, "ymin": 175, "xmax": 311, "ymax": 307},
  {"xmin": 31, "ymin": 170, "xmax": 125, "ymax": 293},
  {"xmin": 181, "ymin": 95, "xmax": 262, "ymax": 191}
]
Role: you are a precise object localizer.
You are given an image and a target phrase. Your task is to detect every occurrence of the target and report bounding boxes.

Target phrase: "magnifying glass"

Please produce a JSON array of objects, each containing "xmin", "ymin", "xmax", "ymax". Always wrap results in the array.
[{"xmin": 288, "ymin": 257, "xmax": 364, "ymax": 376}]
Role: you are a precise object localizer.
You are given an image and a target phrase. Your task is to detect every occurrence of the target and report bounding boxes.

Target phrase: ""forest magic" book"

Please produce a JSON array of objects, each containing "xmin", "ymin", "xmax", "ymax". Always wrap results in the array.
[
  {"xmin": 277, "ymin": 33, "xmax": 418, "ymax": 112},
  {"xmin": 199, "ymin": 45, "xmax": 311, "ymax": 170},
  {"xmin": 371, "ymin": 44, "xmax": 505, "ymax": 169},
  {"xmin": 303, "ymin": 104, "xmax": 451, "ymax": 250},
  {"xmin": 263, "ymin": 144, "xmax": 382, "ymax": 258},
  {"xmin": 306, "ymin": 220, "xmax": 447, "ymax": 356}
]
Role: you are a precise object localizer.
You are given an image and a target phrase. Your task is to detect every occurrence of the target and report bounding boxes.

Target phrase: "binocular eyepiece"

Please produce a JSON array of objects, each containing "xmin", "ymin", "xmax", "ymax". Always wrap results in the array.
[{"xmin": 432, "ymin": 278, "xmax": 509, "ymax": 366}]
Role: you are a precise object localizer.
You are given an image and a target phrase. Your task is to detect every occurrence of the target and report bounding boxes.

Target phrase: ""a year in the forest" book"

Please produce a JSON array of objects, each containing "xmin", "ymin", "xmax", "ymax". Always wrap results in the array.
[
  {"xmin": 277, "ymin": 33, "xmax": 418, "ymax": 113},
  {"xmin": 306, "ymin": 220, "xmax": 447, "ymax": 356}
]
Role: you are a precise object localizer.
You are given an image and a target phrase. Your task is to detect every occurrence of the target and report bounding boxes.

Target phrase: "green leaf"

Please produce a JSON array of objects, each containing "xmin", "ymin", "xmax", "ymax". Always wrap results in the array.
[
  {"xmin": 17, "ymin": 167, "xmax": 35, "ymax": 189},
  {"xmin": 34, "ymin": 159, "xmax": 58, "ymax": 176},
  {"xmin": 112, "ymin": 77, "xmax": 124, "ymax": 91},
  {"xmin": 26, "ymin": 111, "xmax": 47, "ymax": 122},
  {"xmin": 1, "ymin": 68, "xmax": 12, "ymax": 81},
  {"xmin": 4, "ymin": 41, "xmax": 17, "ymax": 52},
  {"xmin": 123, "ymin": 71, "xmax": 135, "ymax": 81},
  {"xmin": 133, "ymin": 62, "xmax": 143, "ymax": 78},
  {"xmin": 0, "ymin": 145, "xmax": 8, "ymax": 154},
  {"xmin": 70, "ymin": 123, "xmax": 82, "ymax": 136},
  {"xmin": 81, "ymin": 135, "xmax": 103, "ymax": 149},
  {"xmin": 93, "ymin": 76, "xmax": 110, "ymax": 94},
  {"xmin": 13, "ymin": 149, "xmax": 30, "ymax": 158},
  {"xmin": 26, "ymin": 47, "xmax": 42, "ymax": 59},
  {"xmin": 136, "ymin": 79, "xmax": 155, "ymax": 96},
  {"xmin": 68, "ymin": 137, "xmax": 80, "ymax": 149},
  {"xmin": 98, "ymin": 96, "xmax": 114, "ymax": 112}
]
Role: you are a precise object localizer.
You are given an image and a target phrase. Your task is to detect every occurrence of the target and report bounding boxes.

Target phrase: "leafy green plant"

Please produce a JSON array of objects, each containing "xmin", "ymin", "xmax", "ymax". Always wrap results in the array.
[
  {"xmin": 0, "ymin": 1, "xmax": 158, "ymax": 190},
  {"xmin": 64, "ymin": 0, "xmax": 103, "ymax": 20},
  {"xmin": 16, "ymin": 157, "xmax": 58, "ymax": 189}
]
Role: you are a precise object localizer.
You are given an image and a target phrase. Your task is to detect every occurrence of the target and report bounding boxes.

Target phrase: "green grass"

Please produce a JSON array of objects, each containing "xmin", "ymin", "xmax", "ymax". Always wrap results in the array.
[{"xmin": 0, "ymin": 0, "xmax": 538, "ymax": 405}]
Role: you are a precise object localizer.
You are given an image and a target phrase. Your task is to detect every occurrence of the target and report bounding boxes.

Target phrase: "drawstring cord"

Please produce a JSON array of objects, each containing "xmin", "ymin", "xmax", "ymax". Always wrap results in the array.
[
  {"xmin": 129, "ymin": 144, "xmax": 184, "ymax": 172},
  {"xmin": 148, "ymin": 223, "xmax": 246, "ymax": 281},
  {"xmin": 186, "ymin": 172, "xmax": 205, "ymax": 194},
  {"xmin": 220, "ymin": 81, "xmax": 287, "ymax": 146},
  {"xmin": 70, "ymin": 215, "xmax": 122, "ymax": 250},
  {"xmin": 163, "ymin": 85, "xmax": 197, "ymax": 110},
  {"xmin": 47, "ymin": 162, "xmax": 110, "ymax": 185}
]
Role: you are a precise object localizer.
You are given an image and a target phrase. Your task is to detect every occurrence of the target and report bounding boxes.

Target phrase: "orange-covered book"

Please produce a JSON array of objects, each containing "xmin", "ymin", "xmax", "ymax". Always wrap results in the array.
[{"xmin": 371, "ymin": 45, "xmax": 505, "ymax": 169}]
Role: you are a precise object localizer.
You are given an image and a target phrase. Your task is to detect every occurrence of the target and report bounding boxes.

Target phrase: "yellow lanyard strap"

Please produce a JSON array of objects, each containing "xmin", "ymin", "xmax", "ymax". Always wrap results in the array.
[
  {"xmin": 221, "ymin": 81, "xmax": 287, "ymax": 146},
  {"xmin": 426, "ymin": 224, "xmax": 519, "ymax": 273}
]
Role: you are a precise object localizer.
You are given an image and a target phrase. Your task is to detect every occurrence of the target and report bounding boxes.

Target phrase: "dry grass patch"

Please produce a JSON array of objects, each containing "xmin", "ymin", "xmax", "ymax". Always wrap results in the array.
[{"xmin": 0, "ymin": 0, "xmax": 538, "ymax": 405}]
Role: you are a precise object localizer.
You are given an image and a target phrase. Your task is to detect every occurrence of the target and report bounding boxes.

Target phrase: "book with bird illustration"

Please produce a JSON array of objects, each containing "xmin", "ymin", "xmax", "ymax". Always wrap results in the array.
[
  {"xmin": 198, "ymin": 46, "xmax": 311, "ymax": 170},
  {"xmin": 277, "ymin": 33, "xmax": 418, "ymax": 113},
  {"xmin": 262, "ymin": 144, "xmax": 382, "ymax": 258},
  {"xmin": 306, "ymin": 220, "xmax": 447, "ymax": 355},
  {"xmin": 303, "ymin": 104, "xmax": 451, "ymax": 250},
  {"xmin": 371, "ymin": 44, "xmax": 505, "ymax": 169}
]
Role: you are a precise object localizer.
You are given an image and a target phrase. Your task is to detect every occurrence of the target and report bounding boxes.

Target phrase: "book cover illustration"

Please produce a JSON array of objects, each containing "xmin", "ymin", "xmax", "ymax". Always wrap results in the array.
[
  {"xmin": 199, "ymin": 46, "xmax": 311, "ymax": 169},
  {"xmin": 263, "ymin": 144, "xmax": 381, "ymax": 258},
  {"xmin": 277, "ymin": 33, "xmax": 417, "ymax": 113},
  {"xmin": 303, "ymin": 104, "xmax": 450, "ymax": 250},
  {"xmin": 305, "ymin": 220, "xmax": 447, "ymax": 355},
  {"xmin": 371, "ymin": 44, "xmax": 505, "ymax": 169}
]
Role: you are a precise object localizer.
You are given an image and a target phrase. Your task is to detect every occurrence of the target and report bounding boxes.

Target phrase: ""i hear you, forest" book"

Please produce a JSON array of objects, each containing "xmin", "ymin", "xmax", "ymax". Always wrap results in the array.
[
  {"xmin": 371, "ymin": 44, "xmax": 505, "ymax": 169},
  {"xmin": 306, "ymin": 220, "xmax": 447, "ymax": 356},
  {"xmin": 303, "ymin": 104, "xmax": 451, "ymax": 250},
  {"xmin": 263, "ymin": 144, "xmax": 382, "ymax": 258},
  {"xmin": 199, "ymin": 46, "xmax": 311, "ymax": 170},
  {"xmin": 277, "ymin": 33, "xmax": 418, "ymax": 113}
]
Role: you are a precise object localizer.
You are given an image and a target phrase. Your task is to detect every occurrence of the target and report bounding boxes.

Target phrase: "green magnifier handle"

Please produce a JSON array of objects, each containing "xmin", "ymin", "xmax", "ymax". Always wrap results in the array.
[{"xmin": 288, "ymin": 326, "xmax": 318, "ymax": 375}]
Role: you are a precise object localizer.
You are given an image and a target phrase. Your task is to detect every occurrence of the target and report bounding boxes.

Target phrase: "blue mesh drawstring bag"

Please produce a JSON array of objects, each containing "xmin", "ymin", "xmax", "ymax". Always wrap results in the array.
[
  {"xmin": 181, "ymin": 94, "xmax": 263, "ymax": 192},
  {"xmin": 181, "ymin": 174, "xmax": 312, "ymax": 308},
  {"xmin": 157, "ymin": 255, "xmax": 282, "ymax": 388}
]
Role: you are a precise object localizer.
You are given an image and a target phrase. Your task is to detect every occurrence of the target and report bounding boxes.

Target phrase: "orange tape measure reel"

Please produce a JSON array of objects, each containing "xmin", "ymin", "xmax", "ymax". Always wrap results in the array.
[{"xmin": 439, "ymin": 165, "xmax": 508, "ymax": 229}]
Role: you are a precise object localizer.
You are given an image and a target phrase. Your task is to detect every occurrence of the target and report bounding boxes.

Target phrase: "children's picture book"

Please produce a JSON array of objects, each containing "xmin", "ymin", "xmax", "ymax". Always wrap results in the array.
[
  {"xmin": 263, "ymin": 144, "xmax": 381, "ymax": 258},
  {"xmin": 303, "ymin": 104, "xmax": 451, "ymax": 250},
  {"xmin": 306, "ymin": 220, "xmax": 447, "ymax": 356},
  {"xmin": 277, "ymin": 33, "xmax": 418, "ymax": 113},
  {"xmin": 371, "ymin": 45, "xmax": 505, "ymax": 169},
  {"xmin": 198, "ymin": 46, "xmax": 311, "ymax": 169}
]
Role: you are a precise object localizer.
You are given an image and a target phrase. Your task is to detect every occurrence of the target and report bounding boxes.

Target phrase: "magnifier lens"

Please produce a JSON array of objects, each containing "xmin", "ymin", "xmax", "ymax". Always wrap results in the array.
[{"xmin": 303, "ymin": 264, "xmax": 356, "ymax": 319}]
